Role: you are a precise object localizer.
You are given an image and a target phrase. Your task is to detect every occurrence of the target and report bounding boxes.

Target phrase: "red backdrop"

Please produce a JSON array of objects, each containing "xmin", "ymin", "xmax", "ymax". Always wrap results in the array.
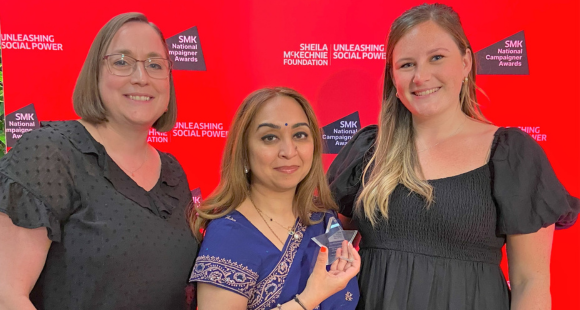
[{"xmin": 1, "ymin": 0, "xmax": 578, "ymax": 308}]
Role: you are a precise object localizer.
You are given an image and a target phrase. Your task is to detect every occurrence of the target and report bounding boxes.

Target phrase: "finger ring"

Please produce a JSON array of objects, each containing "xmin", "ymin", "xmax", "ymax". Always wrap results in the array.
[{"xmin": 339, "ymin": 256, "xmax": 354, "ymax": 263}]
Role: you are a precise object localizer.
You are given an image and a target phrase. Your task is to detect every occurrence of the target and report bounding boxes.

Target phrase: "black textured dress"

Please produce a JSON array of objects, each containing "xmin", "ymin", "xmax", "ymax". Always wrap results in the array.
[
  {"xmin": 0, "ymin": 121, "xmax": 198, "ymax": 310},
  {"xmin": 327, "ymin": 126, "xmax": 579, "ymax": 310}
]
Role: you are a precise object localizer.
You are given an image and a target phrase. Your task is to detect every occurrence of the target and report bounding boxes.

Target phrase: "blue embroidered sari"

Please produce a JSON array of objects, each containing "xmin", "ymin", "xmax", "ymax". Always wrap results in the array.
[{"xmin": 190, "ymin": 211, "xmax": 359, "ymax": 310}]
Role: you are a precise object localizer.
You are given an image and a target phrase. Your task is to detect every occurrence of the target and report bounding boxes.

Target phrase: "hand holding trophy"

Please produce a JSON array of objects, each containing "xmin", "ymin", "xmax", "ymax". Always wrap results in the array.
[
  {"xmin": 312, "ymin": 216, "xmax": 358, "ymax": 265},
  {"xmin": 299, "ymin": 229, "xmax": 361, "ymax": 308}
]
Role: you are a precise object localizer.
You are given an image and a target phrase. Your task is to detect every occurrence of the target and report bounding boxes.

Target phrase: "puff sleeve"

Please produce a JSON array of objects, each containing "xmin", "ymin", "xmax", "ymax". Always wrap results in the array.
[
  {"xmin": 327, "ymin": 125, "xmax": 377, "ymax": 218},
  {"xmin": 0, "ymin": 128, "xmax": 79, "ymax": 242},
  {"xmin": 491, "ymin": 128, "xmax": 579, "ymax": 235}
]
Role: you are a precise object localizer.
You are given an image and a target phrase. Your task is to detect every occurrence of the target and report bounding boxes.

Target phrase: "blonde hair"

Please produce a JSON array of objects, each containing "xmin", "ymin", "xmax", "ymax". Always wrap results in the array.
[
  {"xmin": 189, "ymin": 87, "xmax": 337, "ymax": 241},
  {"xmin": 73, "ymin": 12, "xmax": 177, "ymax": 132},
  {"xmin": 357, "ymin": 3, "xmax": 488, "ymax": 226}
]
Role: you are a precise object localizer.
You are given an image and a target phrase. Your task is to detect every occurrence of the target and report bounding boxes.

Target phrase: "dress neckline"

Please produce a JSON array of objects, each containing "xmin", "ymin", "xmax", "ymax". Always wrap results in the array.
[
  {"xmin": 229, "ymin": 210, "xmax": 300, "ymax": 253},
  {"xmin": 424, "ymin": 127, "xmax": 504, "ymax": 182},
  {"xmin": 41, "ymin": 120, "xmax": 184, "ymax": 217},
  {"xmin": 72, "ymin": 120, "xmax": 163, "ymax": 193}
]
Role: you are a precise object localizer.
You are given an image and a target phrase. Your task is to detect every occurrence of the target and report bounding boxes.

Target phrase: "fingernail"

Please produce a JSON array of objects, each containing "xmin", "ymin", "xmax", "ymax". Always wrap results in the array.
[{"xmin": 321, "ymin": 247, "xmax": 327, "ymax": 253}]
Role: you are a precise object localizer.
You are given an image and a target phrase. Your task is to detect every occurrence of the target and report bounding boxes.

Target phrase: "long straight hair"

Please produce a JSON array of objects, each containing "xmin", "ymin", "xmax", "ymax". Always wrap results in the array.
[
  {"xmin": 357, "ymin": 4, "xmax": 488, "ymax": 226},
  {"xmin": 189, "ymin": 87, "xmax": 336, "ymax": 241}
]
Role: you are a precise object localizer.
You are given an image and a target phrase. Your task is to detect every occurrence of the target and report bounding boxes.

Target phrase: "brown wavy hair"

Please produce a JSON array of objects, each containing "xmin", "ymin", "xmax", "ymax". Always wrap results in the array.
[
  {"xmin": 357, "ymin": 3, "xmax": 489, "ymax": 226},
  {"xmin": 189, "ymin": 87, "xmax": 337, "ymax": 241}
]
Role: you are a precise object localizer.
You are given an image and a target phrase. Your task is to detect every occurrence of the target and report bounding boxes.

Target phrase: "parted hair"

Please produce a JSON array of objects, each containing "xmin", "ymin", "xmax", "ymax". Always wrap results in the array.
[
  {"xmin": 357, "ymin": 3, "xmax": 488, "ymax": 226},
  {"xmin": 73, "ymin": 12, "xmax": 177, "ymax": 132},
  {"xmin": 189, "ymin": 87, "xmax": 337, "ymax": 241}
]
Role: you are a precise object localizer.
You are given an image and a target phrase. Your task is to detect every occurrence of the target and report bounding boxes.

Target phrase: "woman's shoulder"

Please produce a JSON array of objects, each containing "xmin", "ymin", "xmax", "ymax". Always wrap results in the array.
[
  {"xmin": 196, "ymin": 211, "xmax": 265, "ymax": 271},
  {"xmin": 494, "ymin": 126, "xmax": 532, "ymax": 139},
  {"xmin": 309, "ymin": 210, "xmax": 338, "ymax": 221},
  {"xmin": 491, "ymin": 126, "xmax": 545, "ymax": 160},
  {"xmin": 207, "ymin": 211, "xmax": 245, "ymax": 226},
  {"xmin": 13, "ymin": 120, "xmax": 80, "ymax": 149},
  {"xmin": 158, "ymin": 150, "xmax": 187, "ymax": 184},
  {"xmin": 0, "ymin": 121, "xmax": 83, "ymax": 242},
  {"xmin": 328, "ymin": 125, "xmax": 377, "ymax": 175},
  {"xmin": 191, "ymin": 211, "xmax": 262, "ymax": 296},
  {"xmin": 158, "ymin": 150, "xmax": 182, "ymax": 166},
  {"xmin": 327, "ymin": 126, "xmax": 377, "ymax": 218},
  {"xmin": 203, "ymin": 211, "xmax": 251, "ymax": 242},
  {"xmin": 351, "ymin": 125, "xmax": 378, "ymax": 145},
  {"xmin": 0, "ymin": 121, "xmax": 84, "ymax": 170},
  {"xmin": 489, "ymin": 126, "xmax": 579, "ymax": 233}
]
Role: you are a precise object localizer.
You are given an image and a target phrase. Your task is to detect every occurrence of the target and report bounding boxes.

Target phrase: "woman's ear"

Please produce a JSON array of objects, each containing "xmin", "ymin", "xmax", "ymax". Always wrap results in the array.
[{"xmin": 462, "ymin": 48, "xmax": 473, "ymax": 77}]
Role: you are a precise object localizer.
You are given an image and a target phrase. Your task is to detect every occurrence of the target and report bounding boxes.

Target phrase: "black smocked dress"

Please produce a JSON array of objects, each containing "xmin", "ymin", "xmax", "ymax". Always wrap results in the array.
[
  {"xmin": 327, "ymin": 125, "xmax": 579, "ymax": 310},
  {"xmin": 0, "ymin": 121, "xmax": 199, "ymax": 310}
]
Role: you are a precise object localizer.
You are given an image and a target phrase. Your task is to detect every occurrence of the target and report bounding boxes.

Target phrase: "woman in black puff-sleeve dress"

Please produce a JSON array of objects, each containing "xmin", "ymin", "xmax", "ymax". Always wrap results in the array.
[{"xmin": 327, "ymin": 4, "xmax": 579, "ymax": 310}]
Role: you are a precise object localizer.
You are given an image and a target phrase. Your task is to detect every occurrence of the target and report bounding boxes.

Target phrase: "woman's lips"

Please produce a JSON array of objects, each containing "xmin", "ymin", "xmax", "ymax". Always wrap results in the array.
[
  {"xmin": 124, "ymin": 94, "xmax": 154, "ymax": 102},
  {"xmin": 274, "ymin": 166, "xmax": 300, "ymax": 174},
  {"xmin": 412, "ymin": 87, "xmax": 441, "ymax": 96}
]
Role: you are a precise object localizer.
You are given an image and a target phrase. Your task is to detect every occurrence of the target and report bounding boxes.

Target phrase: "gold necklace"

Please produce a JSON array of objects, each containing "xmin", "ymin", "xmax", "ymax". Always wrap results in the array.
[
  {"xmin": 121, "ymin": 149, "xmax": 149, "ymax": 177},
  {"xmin": 96, "ymin": 127, "xmax": 150, "ymax": 176},
  {"xmin": 249, "ymin": 196, "xmax": 302, "ymax": 245}
]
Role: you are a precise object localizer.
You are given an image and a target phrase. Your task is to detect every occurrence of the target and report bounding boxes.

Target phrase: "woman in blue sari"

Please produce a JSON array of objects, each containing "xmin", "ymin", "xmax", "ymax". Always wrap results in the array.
[{"xmin": 189, "ymin": 87, "xmax": 360, "ymax": 310}]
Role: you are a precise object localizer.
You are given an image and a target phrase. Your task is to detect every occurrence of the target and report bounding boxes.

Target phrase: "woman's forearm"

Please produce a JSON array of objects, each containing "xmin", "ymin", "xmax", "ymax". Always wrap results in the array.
[
  {"xmin": 510, "ymin": 278, "xmax": 551, "ymax": 310},
  {"xmin": 269, "ymin": 291, "xmax": 322, "ymax": 310},
  {"xmin": 0, "ymin": 294, "xmax": 37, "ymax": 310}
]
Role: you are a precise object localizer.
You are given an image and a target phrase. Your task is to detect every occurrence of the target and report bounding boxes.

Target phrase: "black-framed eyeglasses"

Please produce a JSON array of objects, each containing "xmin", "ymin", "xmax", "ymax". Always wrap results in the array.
[{"xmin": 103, "ymin": 54, "xmax": 172, "ymax": 79}]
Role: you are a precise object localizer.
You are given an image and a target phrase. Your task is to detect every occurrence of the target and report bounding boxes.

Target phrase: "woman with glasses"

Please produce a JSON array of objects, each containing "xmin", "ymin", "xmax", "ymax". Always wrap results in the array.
[{"xmin": 0, "ymin": 13, "xmax": 198, "ymax": 310}]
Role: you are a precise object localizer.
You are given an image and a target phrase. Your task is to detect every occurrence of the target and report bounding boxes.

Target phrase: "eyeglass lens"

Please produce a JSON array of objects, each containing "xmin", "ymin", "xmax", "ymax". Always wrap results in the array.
[{"xmin": 106, "ymin": 54, "xmax": 170, "ymax": 79}]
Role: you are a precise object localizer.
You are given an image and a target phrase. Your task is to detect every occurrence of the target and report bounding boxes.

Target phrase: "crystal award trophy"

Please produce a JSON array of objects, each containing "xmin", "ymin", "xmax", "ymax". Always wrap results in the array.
[{"xmin": 311, "ymin": 216, "xmax": 357, "ymax": 265}]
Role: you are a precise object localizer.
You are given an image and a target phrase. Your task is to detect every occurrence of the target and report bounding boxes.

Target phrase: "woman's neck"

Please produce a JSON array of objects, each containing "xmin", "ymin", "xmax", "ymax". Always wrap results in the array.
[
  {"xmin": 249, "ymin": 184, "xmax": 296, "ymax": 219},
  {"xmin": 79, "ymin": 119, "xmax": 150, "ymax": 155},
  {"xmin": 412, "ymin": 106, "xmax": 468, "ymax": 142}
]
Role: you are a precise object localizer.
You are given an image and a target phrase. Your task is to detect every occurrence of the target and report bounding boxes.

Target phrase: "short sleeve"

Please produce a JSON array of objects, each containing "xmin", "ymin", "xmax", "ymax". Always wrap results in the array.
[
  {"xmin": 0, "ymin": 128, "xmax": 78, "ymax": 242},
  {"xmin": 491, "ymin": 128, "xmax": 579, "ymax": 235},
  {"xmin": 189, "ymin": 216, "xmax": 260, "ymax": 299},
  {"xmin": 327, "ymin": 125, "xmax": 377, "ymax": 218}
]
